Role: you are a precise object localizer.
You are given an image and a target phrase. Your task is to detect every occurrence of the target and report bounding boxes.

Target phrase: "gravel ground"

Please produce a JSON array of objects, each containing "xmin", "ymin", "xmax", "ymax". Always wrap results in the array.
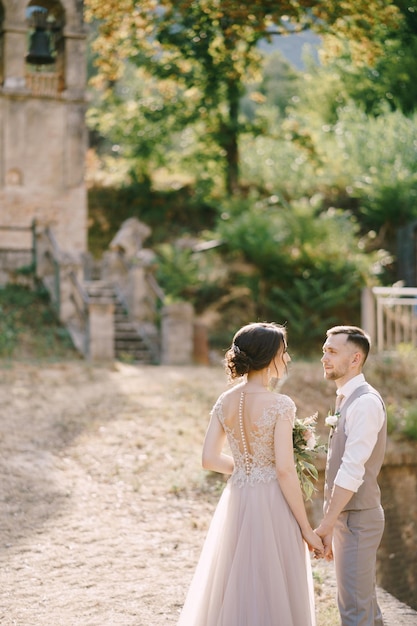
[{"xmin": 0, "ymin": 360, "xmax": 415, "ymax": 626}]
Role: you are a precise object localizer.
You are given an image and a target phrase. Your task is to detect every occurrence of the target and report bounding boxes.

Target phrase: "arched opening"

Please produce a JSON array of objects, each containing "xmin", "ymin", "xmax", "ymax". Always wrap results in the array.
[{"xmin": 25, "ymin": 0, "xmax": 65, "ymax": 96}]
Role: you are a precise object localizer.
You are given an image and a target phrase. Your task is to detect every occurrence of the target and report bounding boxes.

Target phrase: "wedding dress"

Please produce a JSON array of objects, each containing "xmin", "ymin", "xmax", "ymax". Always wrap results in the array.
[{"xmin": 177, "ymin": 387, "xmax": 316, "ymax": 626}]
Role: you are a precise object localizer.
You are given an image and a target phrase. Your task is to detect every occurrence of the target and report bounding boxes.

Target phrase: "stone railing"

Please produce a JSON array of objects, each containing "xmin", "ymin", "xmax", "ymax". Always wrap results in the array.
[
  {"xmin": 0, "ymin": 220, "xmax": 198, "ymax": 364},
  {"xmin": 35, "ymin": 223, "xmax": 197, "ymax": 364},
  {"xmin": 101, "ymin": 238, "xmax": 196, "ymax": 365},
  {"xmin": 102, "ymin": 245, "xmax": 162, "ymax": 323},
  {"xmin": 25, "ymin": 71, "xmax": 64, "ymax": 97},
  {"xmin": 35, "ymin": 226, "xmax": 115, "ymax": 361}
]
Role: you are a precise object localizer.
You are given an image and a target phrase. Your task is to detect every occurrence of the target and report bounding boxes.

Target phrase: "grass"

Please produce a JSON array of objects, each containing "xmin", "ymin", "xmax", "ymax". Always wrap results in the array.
[{"xmin": 0, "ymin": 283, "xmax": 78, "ymax": 361}]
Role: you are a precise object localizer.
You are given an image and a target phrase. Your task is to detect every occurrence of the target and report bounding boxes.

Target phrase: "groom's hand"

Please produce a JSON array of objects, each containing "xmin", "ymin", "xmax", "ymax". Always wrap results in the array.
[
  {"xmin": 321, "ymin": 533, "xmax": 333, "ymax": 561},
  {"xmin": 314, "ymin": 523, "xmax": 334, "ymax": 561}
]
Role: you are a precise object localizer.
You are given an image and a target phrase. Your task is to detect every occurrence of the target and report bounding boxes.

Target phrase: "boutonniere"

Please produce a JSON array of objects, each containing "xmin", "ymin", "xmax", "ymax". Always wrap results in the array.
[{"xmin": 325, "ymin": 410, "xmax": 340, "ymax": 428}]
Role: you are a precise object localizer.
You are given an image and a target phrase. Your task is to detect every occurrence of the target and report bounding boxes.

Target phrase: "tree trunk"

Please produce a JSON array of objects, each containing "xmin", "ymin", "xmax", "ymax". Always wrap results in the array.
[{"xmin": 223, "ymin": 78, "xmax": 240, "ymax": 195}]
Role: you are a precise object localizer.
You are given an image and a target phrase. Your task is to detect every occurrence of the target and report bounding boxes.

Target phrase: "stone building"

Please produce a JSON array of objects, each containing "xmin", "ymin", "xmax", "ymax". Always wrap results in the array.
[
  {"xmin": 0, "ymin": 1, "xmax": 196, "ymax": 365},
  {"xmin": 0, "ymin": 0, "xmax": 87, "ymax": 254}
]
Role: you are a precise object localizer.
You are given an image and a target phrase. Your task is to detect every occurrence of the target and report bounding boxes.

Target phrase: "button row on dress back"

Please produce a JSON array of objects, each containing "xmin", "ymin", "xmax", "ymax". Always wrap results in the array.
[{"xmin": 239, "ymin": 392, "xmax": 250, "ymax": 475}]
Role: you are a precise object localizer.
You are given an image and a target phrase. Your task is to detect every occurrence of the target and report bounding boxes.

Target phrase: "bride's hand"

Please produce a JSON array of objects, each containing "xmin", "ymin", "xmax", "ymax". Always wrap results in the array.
[{"xmin": 303, "ymin": 528, "xmax": 324, "ymax": 557}]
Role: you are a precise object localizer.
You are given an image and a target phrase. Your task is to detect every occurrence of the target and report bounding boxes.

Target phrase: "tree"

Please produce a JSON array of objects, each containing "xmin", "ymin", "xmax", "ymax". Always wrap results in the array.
[
  {"xmin": 85, "ymin": 0, "xmax": 401, "ymax": 194},
  {"xmin": 310, "ymin": 0, "xmax": 417, "ymax": 116}
]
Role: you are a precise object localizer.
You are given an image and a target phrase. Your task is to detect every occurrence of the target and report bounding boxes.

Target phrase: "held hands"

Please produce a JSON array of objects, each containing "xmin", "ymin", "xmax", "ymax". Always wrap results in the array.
[
  {"xmin": 303, "ymin": 527, "xmax": 325, "ymax": 559},
  {"xmin": 314, "ymin": 524, "xmax": 334, "ymax": 561}
]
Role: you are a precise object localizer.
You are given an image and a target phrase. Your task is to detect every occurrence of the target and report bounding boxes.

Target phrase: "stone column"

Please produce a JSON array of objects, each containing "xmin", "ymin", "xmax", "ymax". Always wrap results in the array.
[
  {"xmin": 3, "ymin": 21, "xmax": 27, "ymax": 92},
  {"xmin": 161, "ymin": 302, "xmax": 194, "ymax": 365},
  {"xmin": 87, "ymin": 298, "xmax": 115, "ymax": 361},
  {"xmin": 193, "ymin": 321, "xmax": 210, "ymax": 364},
  {"xmin": 361, "ymin": 287, "xmax": 375, "ymax": 345},
  {"xmin": 64, "ymin": 30, "xmax": 87, "ymax": 99},
  {"xmin": 127, "ymin": 264, "xmax": 158, "ymax": 323},
  {"xmin": 127, "ymin": 265, "xmax": 148, "ymax": 320}
]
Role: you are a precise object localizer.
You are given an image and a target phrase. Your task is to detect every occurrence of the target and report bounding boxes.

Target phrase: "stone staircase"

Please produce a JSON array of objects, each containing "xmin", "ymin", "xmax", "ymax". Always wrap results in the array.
[
  {"xmin": 113, "ymin": 297, "xmax": 157, "ymax": 364},
  {"xmin": 85, "ymin": 281, "xmax": 158, "ymax": 364}
]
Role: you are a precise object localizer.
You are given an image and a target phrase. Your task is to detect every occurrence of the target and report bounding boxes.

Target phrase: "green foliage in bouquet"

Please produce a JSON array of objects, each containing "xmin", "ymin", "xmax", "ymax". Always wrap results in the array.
[{"xmin": 292, "ymin": 413, "xmax": 326, "ymax": 501}]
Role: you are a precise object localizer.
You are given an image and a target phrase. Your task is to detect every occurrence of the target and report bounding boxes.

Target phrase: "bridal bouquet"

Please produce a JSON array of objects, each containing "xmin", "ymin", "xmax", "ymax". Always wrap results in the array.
[{"xmin": 292, "ymin": 413, "xmax": 325, "ymax": 501}]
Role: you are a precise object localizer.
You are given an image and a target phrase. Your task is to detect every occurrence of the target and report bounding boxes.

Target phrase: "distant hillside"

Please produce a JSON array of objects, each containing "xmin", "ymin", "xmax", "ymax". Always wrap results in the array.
[{"xmin": 259, "ymin": 30, "xmax": 321, "ymax": 69}]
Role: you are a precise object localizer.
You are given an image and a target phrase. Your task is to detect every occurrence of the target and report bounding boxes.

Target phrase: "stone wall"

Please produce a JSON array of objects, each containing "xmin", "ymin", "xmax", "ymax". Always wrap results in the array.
[
  {"xmin": 378, "ymin": 440, "xmax": 417, "ymax": 610},
  {"xmin": 307, "ymin": 439, "xmax": 417, "ymax": 611},
  {"xmin": 0, "ymin": 0, "xmax": 87, "ymax": 255}
]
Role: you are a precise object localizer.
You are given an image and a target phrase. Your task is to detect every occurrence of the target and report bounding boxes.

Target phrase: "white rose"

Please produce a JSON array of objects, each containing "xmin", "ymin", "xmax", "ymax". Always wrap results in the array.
[
  {"xmin": 325, "ymin": 414, "xmax": 339, "ymax": 427},
  {"xmin": 305, "ymin": 433, "xmax": 316, "ymax": 450}
]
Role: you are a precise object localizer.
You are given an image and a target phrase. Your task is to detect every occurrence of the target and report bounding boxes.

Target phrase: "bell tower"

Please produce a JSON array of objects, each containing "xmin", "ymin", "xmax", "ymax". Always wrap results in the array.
[{"xmin": 0, "ymin": 0, "xmax": 87, "ymax": 254}]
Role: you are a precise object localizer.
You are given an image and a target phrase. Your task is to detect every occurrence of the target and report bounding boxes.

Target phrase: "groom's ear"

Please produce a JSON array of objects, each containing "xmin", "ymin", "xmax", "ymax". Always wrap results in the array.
[{"xmin": 352, "ymin": 351, "xmax": 363, "ymax": 366}]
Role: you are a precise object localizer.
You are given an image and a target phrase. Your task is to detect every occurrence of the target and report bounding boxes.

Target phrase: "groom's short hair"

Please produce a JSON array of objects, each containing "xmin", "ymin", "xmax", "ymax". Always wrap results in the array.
[{"xmin": 326, "ymin": 325, "xmax": 371, "ymax": 363}]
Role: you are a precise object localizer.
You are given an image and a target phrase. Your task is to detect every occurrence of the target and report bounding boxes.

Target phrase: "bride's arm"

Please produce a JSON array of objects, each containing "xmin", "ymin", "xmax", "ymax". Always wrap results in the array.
[
  {"xmin": 274, "ymin": 418, "xmax": 324, "ymax": 553},
  {"xmin": 202, "ymin": 413, "xmax": 234, "ymax": 475}
]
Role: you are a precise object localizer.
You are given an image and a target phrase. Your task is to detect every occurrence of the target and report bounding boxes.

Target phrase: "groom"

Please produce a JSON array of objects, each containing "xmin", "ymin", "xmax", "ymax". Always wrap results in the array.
[{"xmin": 315, "ymin": 325, "xmax": 387, "ymax": 626}]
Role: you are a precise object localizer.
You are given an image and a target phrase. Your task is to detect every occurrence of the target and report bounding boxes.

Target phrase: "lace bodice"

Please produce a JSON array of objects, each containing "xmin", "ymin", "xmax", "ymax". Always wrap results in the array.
[{"xmin": 211, "ymin": 391, "xmax": 296, "ymax": 487}]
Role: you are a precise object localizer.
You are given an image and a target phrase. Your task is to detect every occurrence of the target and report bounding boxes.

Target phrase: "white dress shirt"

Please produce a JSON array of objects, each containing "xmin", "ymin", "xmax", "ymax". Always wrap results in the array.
[{"xmin": 334, "ymin": 373, "xmax": 385, "ymax": 493}]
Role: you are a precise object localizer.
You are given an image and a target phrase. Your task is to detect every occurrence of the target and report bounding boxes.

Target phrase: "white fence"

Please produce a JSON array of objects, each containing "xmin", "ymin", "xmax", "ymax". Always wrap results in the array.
[{"xmin": 367, "ymin": 287, "xmax": 417, "ymax": 352}]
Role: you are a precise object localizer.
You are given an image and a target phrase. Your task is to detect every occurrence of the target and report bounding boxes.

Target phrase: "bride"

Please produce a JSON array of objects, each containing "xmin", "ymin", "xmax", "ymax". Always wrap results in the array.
[{"xmin": 177, "ymin": 322, "xmax": 323, "ymax": 626}]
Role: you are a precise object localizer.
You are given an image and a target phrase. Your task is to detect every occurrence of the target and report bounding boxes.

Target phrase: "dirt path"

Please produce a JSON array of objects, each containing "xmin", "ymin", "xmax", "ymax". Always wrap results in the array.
[
  {"xmin": 0, "ymin": 361, "xmax": 225, "ymax": 625},
  {"xmin": 0, "ymin": 361, "xmax": 415, "ymax": 626}
]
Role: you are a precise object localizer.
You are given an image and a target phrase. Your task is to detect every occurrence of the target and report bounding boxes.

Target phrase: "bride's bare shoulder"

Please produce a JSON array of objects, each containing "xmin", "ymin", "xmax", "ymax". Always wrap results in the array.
[{"xmin": 220, "ymin": 381, "xmax": 245, "ymax": 403}]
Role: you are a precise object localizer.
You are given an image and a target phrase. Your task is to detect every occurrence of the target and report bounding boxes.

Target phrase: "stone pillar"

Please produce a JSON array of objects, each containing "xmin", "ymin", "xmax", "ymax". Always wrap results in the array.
[
  {"xmin": 361, "ymin": 287, "xmax": 375, "ymax": 345},
  {"xmin": 3, "ymin": 22, "xmax": 27, "ymax": 92},
  {"xmin": 127, "ymin": 265, "xmax": 147, "ymax": 320},
  {"xmin": 193, "ymin": 321, "xmax": 210, "ymax": 364},
  {"xmin": 127, "ymin": 264, "xmax": 157, "ymax": 323},
  {"xmin": 161, "ymin": 302, "xmax": 194, "ymax": 365},
  {"xmin": 87, "ymin": 299, "xmax": 115, "ymax": 361},
  {"xmin": 64, "ymin": 31, "xmax": 87, "ymax": 99}
]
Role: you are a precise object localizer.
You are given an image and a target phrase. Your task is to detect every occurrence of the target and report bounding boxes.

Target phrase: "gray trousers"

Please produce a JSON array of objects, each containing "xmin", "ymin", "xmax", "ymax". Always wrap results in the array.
[{"xmin": 333, "ymin": 506, "xmax": 385, "ymax": 626}]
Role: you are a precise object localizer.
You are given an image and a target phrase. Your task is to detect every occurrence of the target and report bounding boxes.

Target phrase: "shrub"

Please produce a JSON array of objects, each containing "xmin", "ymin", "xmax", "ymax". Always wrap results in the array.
[
  {"xmin": 216, "ymin": 195, "xmax": 377, "ymax": 353},
  {"xmin": 369, "ymin": 347, "xmax": 417, "ymax": 403},
  {"xmin": 155, "ymin": 241, "xmax": 228, "ymax": 312},
  {"xmin": 88, "ymin": 182, "xmax": 217, "ymax": 257},
  {"xmin": 368, "ymin": 348, "xmax": 417, "ymax": 442},
  {"xmin": 385, "ymin": 404, "xmax": 398, "ymax": 436},
  {"xmin": 403, "ymin": 406, "xmax": 417, "ymax": 441},
  {"xmin": 0, "ymin": 284, "xmax": 76, "ymax": 360}
]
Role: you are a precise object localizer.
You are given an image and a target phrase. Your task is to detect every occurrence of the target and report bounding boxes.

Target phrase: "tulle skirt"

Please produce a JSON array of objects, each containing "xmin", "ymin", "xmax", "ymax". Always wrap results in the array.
[{"xmin": 178, "ymin": 478, "xmax": 316, "ymax": 626}]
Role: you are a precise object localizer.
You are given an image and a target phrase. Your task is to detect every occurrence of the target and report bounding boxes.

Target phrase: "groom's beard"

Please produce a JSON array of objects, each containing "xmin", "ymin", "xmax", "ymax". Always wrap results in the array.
[{"xmin": 322, "ymin": 364, "xmax": 349, "ymax": 381}]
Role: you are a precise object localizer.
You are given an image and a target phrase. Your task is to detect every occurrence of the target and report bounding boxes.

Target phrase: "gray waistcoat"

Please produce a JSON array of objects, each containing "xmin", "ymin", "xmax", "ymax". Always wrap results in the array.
[{"xmin": 324, "ymin": 383, "xmax": 387, "ymax": 511}]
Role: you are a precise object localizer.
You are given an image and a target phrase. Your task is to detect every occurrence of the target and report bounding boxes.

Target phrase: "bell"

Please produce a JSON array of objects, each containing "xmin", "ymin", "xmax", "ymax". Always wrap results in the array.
[{"xmin": 26, "ymin": 27, "xmax": 55, "ymax": 65}]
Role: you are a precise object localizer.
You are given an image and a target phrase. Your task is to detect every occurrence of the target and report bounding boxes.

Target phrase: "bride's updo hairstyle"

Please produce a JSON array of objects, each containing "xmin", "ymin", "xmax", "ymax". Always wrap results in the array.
[{"xmin": 225, "ymin": 322, "xmax": 287, "ymax": 380}]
